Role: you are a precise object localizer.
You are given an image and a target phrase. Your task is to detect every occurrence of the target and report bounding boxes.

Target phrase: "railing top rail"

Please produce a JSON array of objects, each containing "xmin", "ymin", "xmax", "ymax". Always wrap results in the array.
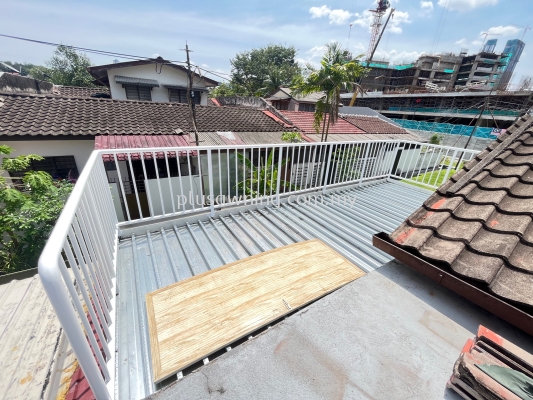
[
  {"xmin": 39, "ymin": 150, "xmax": 102, "ymax": 270},
  {"xmin": 91, "ymin": 140, "xmax": 480, "ymax": 154}
]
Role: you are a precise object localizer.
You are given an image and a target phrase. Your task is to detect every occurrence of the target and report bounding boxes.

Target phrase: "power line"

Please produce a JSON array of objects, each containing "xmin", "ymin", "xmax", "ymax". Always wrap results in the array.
[{"xmin": 0, "ymin": 33, "xmax": 230, "ymax": 82}]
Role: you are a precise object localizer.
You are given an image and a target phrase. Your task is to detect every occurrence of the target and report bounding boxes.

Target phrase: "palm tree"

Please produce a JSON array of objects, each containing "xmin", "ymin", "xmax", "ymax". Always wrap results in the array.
[{"xmin": 291, "ymin": 42, "xmax": 367, "ymax": 142}]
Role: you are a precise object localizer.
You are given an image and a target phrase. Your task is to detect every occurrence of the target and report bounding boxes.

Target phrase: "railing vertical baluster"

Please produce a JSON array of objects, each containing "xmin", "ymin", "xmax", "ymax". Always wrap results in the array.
[
  {"xmin": 113, "ymin": 155, "xmax": 131, "ymax": 221},
  {"xmin": 164, "ymin": 152, "xmax": 176, "ymax": 214},
  {"xmin": 186, "ymin": 152, "xmax": 195, "ymax": 211},
  {"xmin": 276, "ymin": 146, "xmax": 283, "ymax": 206},
  {"xmin": 175, "ymin": 152, "xmax": 185, "ymax": 212},
  {"xmin": 127, "ymin": 153, "xmax": 143, "ymax": 220},
  {"xmin": 81, "ymin": 193, "xmax": 114, "ymax": 286},
  {"xmin": 140, "ymin": 154, "xmax": 154, "ymax": 217},
  {"xmin": 226, "ymin": 149, "xmax": 231, "ymax": 204},
  {"xmin": 270, "ymin": 145, "xmax": 275, "ymax": 198},
  {"xmin": 322, "ymin": 143, "xmax": 334, "ymax": 194},
  {"xmin": 58, "ymin": 256, "xmax": 110, "ymax": 381},
  {"xmin": 302, "ymin": 145, "xmax": 308, "ymax": 190},
  {"xmin": 71, "ymin": 221, "xmax": 111, "ymax": 324},
  {"xmin": 217, "ymin": 148, "xmax": 222, "ymax": 203},
  {"xmin": 442, "ymin": 149, "xmax": 458, "ymax": 185},
  {"xmin": 387, "ymin": 141, "xmax": 401, "ymax": 180},
  {"xmin": 207, "ymin": 149, "xmax": 215, "ymax": 217},
  {"xmin": 63, "ymin": 241, "xmax": 111, "ymax": 359},
  {"xmin": 196, "ymin": 149, "xmax": 205, "ymax": 208},
  {"xmin": 358, "ymin": 143, "xmax": 371, "ymax": 186}
]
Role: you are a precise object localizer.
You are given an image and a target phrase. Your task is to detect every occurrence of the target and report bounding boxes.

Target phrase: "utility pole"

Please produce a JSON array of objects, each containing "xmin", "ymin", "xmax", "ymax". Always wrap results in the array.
[{"xmin": 181, "ymin": 43, "xmax": 200, "ymax": 146}]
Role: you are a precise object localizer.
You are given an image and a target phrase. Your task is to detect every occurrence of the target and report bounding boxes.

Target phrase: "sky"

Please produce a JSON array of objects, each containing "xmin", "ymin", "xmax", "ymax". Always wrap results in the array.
[{"xmin": 1, "ymin": 0, "xmax": 531, "ymax": 87}]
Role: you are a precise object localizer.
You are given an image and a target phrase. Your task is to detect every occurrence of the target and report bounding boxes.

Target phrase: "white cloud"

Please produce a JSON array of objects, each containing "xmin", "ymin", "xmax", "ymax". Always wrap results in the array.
[
  {"xmin": 484, "ymin": 25, "xmax": 521, "ymax": 36},
  {"xmin": 455, "ymin": 38, "xmax": 467, "ymax": 45},
  {"xmin": 471, "ymin": 39, "xmax": 483, "ymax": 46},
  {"xmin": 437, "ymin": 0, "xmax": 497, "ymax": 11},
  {"xmin": 309, "ymin": 5, "xmax": 330, "ymax": 18},
  {"xmin": 421, "ymin": 1, "xmax": 434, "ymax": 10},
  {"xmin": 373, "ymin": 49, "xmax": 422, "ymax": 64},
  {"xmin": 306, "ymin": 45, "xmax": 327, "ymax": 59},
  {"xmin": 328, "ymin": 9, "xmax": 352, "ymax": 25},
  {"xmin": 309, "ymin": 5, "xmax": 352, "ymax": 25},
  {"xmin": 352, "ymin": 9, "xmax": 410, "ymax": 34}
]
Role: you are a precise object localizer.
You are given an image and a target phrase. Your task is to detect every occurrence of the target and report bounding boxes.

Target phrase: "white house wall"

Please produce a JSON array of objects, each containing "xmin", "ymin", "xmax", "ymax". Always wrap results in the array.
[
  {"xmin": 0, "ymin": 139, "xmax": 95, "ymax": 174},
  {"xmin": 106, "ymin": 64, "xmax": 208, "ymax": 105}
]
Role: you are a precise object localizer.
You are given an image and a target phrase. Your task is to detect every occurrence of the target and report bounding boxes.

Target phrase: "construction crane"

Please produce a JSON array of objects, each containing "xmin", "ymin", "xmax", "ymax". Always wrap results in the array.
[
  {"xmin": 366, "ymin": 0, "xmax": 393, "ymax": 61},
  {"xmin": 349, "ymin": 1, "xmax": 394, "ymax": 106}
]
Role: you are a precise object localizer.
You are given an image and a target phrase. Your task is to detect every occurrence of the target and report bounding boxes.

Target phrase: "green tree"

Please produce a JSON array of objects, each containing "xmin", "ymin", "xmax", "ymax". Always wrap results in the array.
[
  {"xmin": 0, "ymin": 145, "xmax": 73, "ymax": 273},
  {"xmin": 209, "ymin": 82, "xmax": 240, "ymax": 98},
  {"xmin": 29, "ymin": 45, "xmax": 94, "ymax": 87},
  {"xmin": 429, "ymin": 133, "xmax": 442, "ymax": 145},
  {"xmin": 0, "ymin": 61, "xmax": 38, "ymax": 76},
  {"xmin": 229, "ymin": 44, "xmax": 301, "ymax": 96},
  {"xmin": 291, "ymin": 42, "xmax": 367, "ymax": 142},
  {"xmin": 281, "ymin": 131, "xmax": 302, "ymax": 143}
]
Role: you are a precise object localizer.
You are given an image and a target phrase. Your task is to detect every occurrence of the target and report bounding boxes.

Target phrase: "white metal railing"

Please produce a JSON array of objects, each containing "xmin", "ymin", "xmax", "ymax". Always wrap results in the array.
[
  {"xmin": 37, "ymin": 139, "xmax": 479, "ymax": 399},
  {"xmin": 390, "ymin": 142, "xmax": 478, "ymax": 189}
]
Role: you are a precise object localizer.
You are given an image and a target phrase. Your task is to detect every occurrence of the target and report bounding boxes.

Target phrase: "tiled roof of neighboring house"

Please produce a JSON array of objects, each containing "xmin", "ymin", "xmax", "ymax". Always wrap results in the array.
[
  {"xmin": 341, "ymin": 115, "xmax": 408, "ymax": 134},
  {"xmin": 305, "ymin": 132, "xmax": 422, "ymax": 142},
  {"xmin": 390, "ymin": 114, "xmax": 533, "ymax": 307},
  {"xmin": 95, "ymin": 131, "xmax": 293, "ymax": 159},
  {"xmin": 53, "ymin": 85, "xmax": 111, "ymax": 98},
  {"xmin": 280, "ymin": 111, "xmax": 365, "ymax": 134},
  {"xmin": 0, "ymin": 93, "xmax": 289, "ymax": 136},
  {"xmin": 266, "ymin": 87, "xmax": 324, "ymax": 103},
  {"xmin": 88, "ymin": 56, "xmax": 218, "ymax": 87}
]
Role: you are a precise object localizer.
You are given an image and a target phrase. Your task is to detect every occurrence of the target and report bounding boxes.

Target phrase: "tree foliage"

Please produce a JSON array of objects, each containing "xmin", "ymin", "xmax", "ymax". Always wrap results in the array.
[
  {"xmin": 291, "ymin": 42, "xmax": 367, "ymax": 142},
  {"xmin": 429, "ymin": 133, "xmax": 442, "ymax": 145},
  {"xmin": 281, "ymin": 131, "xmax": 302, "ymax": 143},
  {"xmin": 209, "ymin": 82, "xmax": 239, "ymax": 98},
  {"xmin": 0, "ymin": 61, "xmax": 37, "ymax": 76},
  {"xmin": 227, "ymin": 44, "xmax": 301, "ymax": 97},
  {"xmin": 235, "ymin": 150, "xmax": 293, "ymax": 197},
  {"xmin": 0, "ymin": 145, "xmax": 73, "ymax": 274},
  {"xmin": 29, "ymin": 45, "xmax": 94, "ymax": 87}
]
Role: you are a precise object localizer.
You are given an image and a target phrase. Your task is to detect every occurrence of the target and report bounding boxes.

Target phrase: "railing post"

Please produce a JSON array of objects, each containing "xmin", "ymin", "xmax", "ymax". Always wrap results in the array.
[
  {"xmin": 40, "ymin": 258, "xmax": 111, "ymax": 400},
  {"xmin": 322, "ymin": 144, "xmax": 334, "ymax": 195},
  {"xmin": 275, "ymin": 146, "xmax": 283, "ymax": 206},
  {"xmin": 442, "ymin": 149, "xmax": 458, "ymax": 185},
  {"xmin": 387, "ymin": 142, "xmax": 402, "ymax": 181},
  {"xmin": 358, "ymin": 143, "xmax": 371, "ymax": 187},
  {"xmin": 207, "ymin": 149, "xmax": 215, "ymax": 217}
]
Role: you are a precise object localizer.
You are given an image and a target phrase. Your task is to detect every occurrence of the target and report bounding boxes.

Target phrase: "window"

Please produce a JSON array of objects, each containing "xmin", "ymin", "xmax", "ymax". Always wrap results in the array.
[
  {"xmin": 299, "ymin": 103, "xmax": 315, "ymax": 112},
  {"xmin": 169, "ymin": 89, "xmax": 201, "ymax": 104},
  {"xmin": 124, "ymin": 85, "xmax": 152, "ymax": 101},
  {"xmin": 9, "ymin": 155, "xmax": 79, "ymax": 181},
  {"xmin": 272, "ymin": 100, "xmax": 289, "ymax": 110}
]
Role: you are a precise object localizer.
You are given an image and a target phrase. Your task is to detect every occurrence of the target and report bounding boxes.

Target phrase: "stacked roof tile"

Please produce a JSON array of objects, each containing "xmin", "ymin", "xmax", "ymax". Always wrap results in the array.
[
  {"xmin": 390, "ymin": 114, "xmax": 533, "ymax": 307},
  {"xmin": 341, "ymin": 115, "xmax": 407, "ymax": 134},
  {"xmin": 54, "ymin": 86, "xmax": 110, "ymax": 98},
  {"xmin": 280, "ymin": 111, "xmax": 365, "ymax": 134},
  {"xmin": 0, "ymin": 93, "xmax": 289, "ymax": 136}
]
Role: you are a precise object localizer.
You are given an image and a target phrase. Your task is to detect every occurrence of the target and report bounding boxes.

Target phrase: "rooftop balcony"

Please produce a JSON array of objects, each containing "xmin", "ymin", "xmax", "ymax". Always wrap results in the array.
[{"xmin": 38, "ymin": 140, "xmax": 501, "ymax": 399}]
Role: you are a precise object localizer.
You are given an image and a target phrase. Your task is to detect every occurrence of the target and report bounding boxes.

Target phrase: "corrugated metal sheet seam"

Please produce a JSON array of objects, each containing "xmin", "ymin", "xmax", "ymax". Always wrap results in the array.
[{"xmin": 115, "ymin": 180, "xmax": 431, "ymax": 399}]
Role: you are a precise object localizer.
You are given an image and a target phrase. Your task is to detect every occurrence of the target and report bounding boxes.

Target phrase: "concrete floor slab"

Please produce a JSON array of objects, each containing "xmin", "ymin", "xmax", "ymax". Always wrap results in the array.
[{"xmin": 148, "ymin": 260, "xmax": 533, "ymax": 400}]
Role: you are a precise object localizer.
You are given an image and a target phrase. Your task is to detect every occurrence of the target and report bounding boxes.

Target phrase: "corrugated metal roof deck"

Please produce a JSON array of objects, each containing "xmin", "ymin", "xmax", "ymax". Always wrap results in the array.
[{"xmin": 115, "ymin": 180, "xmax": 432, "ymax": 399}]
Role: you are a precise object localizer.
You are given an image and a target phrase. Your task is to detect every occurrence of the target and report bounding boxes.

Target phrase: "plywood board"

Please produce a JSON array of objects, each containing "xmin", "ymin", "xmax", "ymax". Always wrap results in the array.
[{"xmin": 146, "ymin": 239, "xmax": 365, "ymax": 383}]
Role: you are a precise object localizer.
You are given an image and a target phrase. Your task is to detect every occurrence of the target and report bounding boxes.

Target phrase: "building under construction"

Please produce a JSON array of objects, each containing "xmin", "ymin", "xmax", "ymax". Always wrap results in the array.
[{"xmin": 357, "ymin": 38, "xmax": 525, "ymax": 94}]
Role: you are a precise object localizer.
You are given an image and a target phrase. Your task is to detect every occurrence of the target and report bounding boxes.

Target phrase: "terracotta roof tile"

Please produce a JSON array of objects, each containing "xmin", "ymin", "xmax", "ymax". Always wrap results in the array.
[
  {"xmin": 0, "ymin": 93, "xmax": 288, "ymax": 136},
  {"xmin": 340, "ymin": 114, "xmax": 408, "ymax": 134},
  {"xmin": 390, "ymin": 114, "xmax": 533, "ymax": 307},
  {"xmin": 54, "ymin": 86, "xmax": 110, "ymax": 98},
  {"xmin": 279, "ymin": 111, "xmax": 365, "ymax": 134}
]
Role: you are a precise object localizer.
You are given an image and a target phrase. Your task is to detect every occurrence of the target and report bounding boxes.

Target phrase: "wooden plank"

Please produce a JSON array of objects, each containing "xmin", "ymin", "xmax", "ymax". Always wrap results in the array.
[{"xmin": 146, "ymin": 239, "xmax": 365, "ymax": 383}]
